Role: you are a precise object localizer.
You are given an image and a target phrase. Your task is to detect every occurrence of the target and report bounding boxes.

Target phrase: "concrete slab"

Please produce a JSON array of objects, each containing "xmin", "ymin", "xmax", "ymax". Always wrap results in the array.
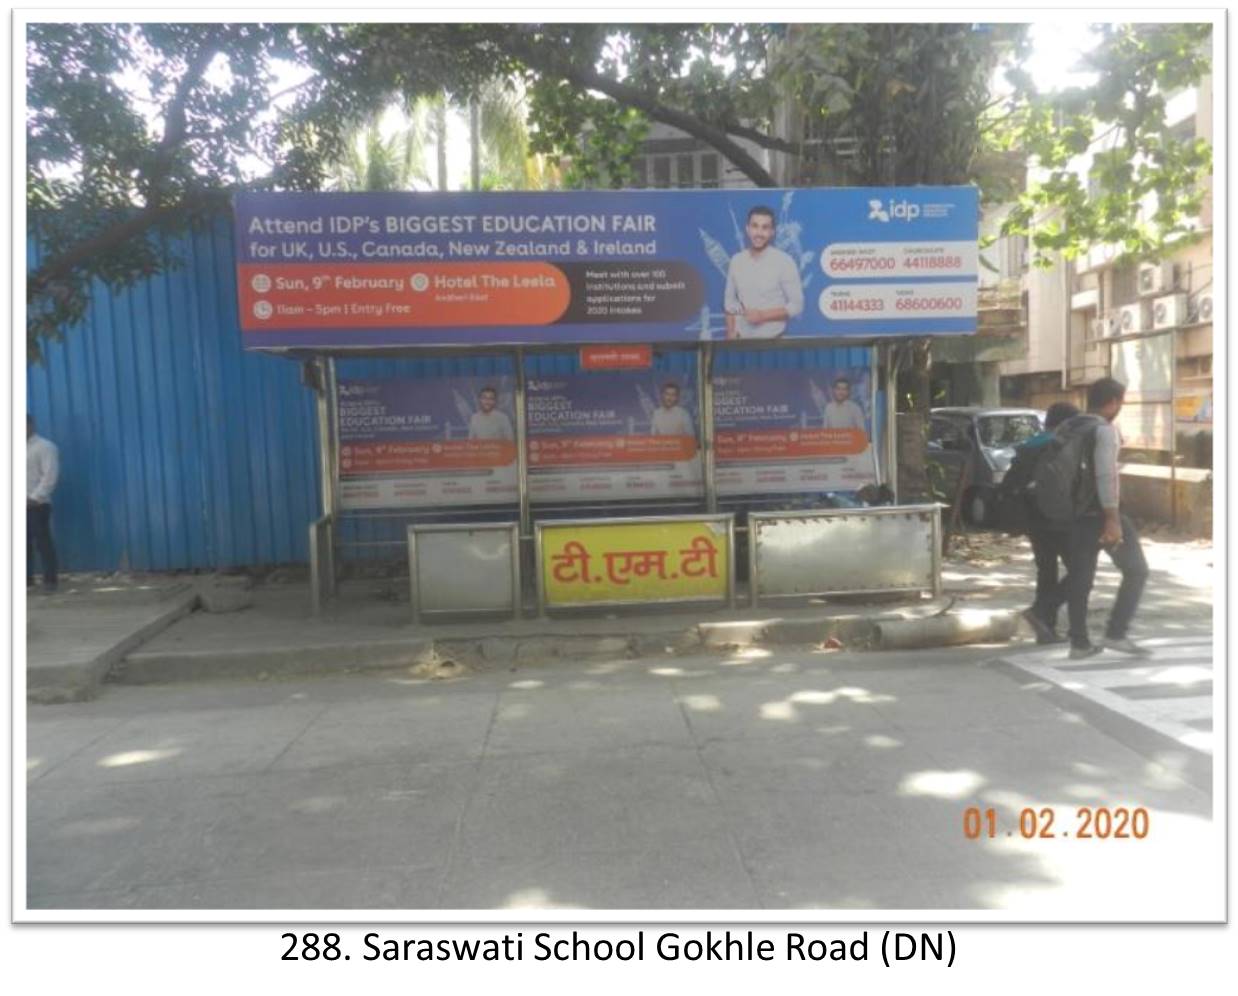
[
  {"xmin": 27, "ymin": 589, "xmax": 199, "ymax": 703},
  {"xmin": 24, "ymin": 634, "xmax": 1220, "ymax": 915},
  {"xmin": 186, "ymin": 762, "xmax": 477, "ymax": 882},
  {"xmin": 27, "ymin": 775, "xmax": 254, "ymax": 897},
  {"xmin": 440, "ymin": 838, "xmax": 758, "ymax": 910},
  {"xmin": 26, "ymin": 713, "xmax": 134, "ymax": 785},
  {"xmin": 35, "ymin": 702, "xmax": 323, "ymax": 785},
  {"xmin": 484, "ymin": 683, "xmax": 693, "ymax": 757},
  {"xmin": 27, "ymin": 871, "xmax": 449, "ymax": 912},
  {"xmin": 457, "ymin": 745, "xmax": 721, "ymax": 864},
  {"xmin": 268, "ymin": 691, "xmax": 499, "ymax": 771},
  {"xmin": 676, "ymin": 677, "xmax": 895, "ymax": 744}
]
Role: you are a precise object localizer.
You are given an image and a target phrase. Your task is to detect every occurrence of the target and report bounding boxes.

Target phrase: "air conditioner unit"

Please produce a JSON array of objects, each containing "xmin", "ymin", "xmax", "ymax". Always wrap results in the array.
[
  {"xmin": 1192, "ymin": 292, "xmax": 1213, "ymax": 323},
  {"xmin": 1138, "ymin": 261, "xmax": 1177, "ymax": 297},
  {"xmin": 1090, "ymin": 314, "xmax": 1117, "ymax": 339},
  {"xmin": 1153, "ymin": 293, "xmax": 1189, "ymax": 330},
  {"xmin": 1117, "ymin": 303, "xmax": 1146, "ymax": 335}
]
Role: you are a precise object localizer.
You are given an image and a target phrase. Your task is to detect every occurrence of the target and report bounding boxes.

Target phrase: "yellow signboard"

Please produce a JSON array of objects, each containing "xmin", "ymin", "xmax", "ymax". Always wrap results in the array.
[
  {"xmin": 1175, "ymin": 393, "xmax": 1212, "ymax": 424},
  {"xmin": 540, "ymin": 518, "xmax": 732, "ymax": 608}
]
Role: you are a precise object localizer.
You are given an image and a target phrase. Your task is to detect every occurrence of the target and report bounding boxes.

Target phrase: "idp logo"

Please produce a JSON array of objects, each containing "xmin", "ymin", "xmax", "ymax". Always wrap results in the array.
[{"xmin": 868, "ymin": 198, "xmax": 921, "ymax": 223}]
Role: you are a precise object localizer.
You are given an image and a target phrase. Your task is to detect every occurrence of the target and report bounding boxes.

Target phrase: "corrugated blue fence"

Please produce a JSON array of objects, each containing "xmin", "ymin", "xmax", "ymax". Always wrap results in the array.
[
  {"xmin": 28, "ymin": 215, "xmax": 886, "ymax": 573},
  {"xmin": 27, "ymin": 218, "xmax": 321, "ymax": 572}
]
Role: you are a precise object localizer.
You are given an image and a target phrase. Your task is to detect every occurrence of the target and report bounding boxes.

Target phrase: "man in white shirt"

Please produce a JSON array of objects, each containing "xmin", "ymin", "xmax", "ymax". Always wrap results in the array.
[
  {"xmin": 822, "ymin": 377, "xmax": 868, "ymax": 436},
  {"xmin": 650, "ymin": 382, "xmax": 695, "ymax": 437},
  {"xmin": 467, "ymin": 386, "xmax": 514, "ymax": 440},
  {"xmin": 27, "ymin": 415, "xmax": 60, "ymax": 592},
  {"xmin": 724, "ymin": 205, "xmax": 804, "ymax": 339}
]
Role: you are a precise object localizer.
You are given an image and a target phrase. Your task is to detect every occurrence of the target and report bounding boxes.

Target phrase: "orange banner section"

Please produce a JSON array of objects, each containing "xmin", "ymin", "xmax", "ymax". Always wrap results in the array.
[
  {"xmin": 580, "ymin": 345, "xmax": 653, "ymax": 370},
  {"xmin": 529, "ymin": 434, "xmax": 698, "ymax": 467},
  {"xmin": 340, "ymin": 440, "xmax": 516, "ymax": 474},
  {"xmin": 715, "ymin": 428, "xmax": 869, "ymax": 461},
  {"xmin": 239, "ymin": 263, "xmax": 570, "ymax": 329}
]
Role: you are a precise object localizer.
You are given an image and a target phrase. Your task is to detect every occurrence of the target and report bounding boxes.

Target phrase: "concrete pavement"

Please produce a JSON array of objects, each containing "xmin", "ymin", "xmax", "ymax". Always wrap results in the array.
[
  {"xmin": 26, "ymin": 582, "xmax": 199, "ymax": 703},
  {"xmin": 26, "ymin": 640, "xmax": 1217, "ymax": 915}
]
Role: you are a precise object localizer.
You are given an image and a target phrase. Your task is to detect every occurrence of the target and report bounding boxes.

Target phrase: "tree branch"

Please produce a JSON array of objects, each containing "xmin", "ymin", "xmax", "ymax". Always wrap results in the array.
[
  {"xmin": 145, "ymin": 42, "xmax": 220, "ymax": 204},
  {"xmin": 506, "ymin": 38, "xmax": 777, "ymax": 187},
  {"xmin": 28, "ymin": 187, "xmax": 229, "ymax": 296}
]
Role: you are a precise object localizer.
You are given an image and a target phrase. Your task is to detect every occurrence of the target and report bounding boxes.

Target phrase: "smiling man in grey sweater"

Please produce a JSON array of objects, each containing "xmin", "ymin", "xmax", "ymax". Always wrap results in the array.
[{"xmin": 1065, "ymin": 377, "xmax": 1150, "ymax": 659}]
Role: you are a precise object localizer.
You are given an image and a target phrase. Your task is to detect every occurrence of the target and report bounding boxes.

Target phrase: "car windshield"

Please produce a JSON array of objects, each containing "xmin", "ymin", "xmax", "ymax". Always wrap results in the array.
[{"xmin": 978, "ymin": 414, "xmax": 1041, "ymax": 448}]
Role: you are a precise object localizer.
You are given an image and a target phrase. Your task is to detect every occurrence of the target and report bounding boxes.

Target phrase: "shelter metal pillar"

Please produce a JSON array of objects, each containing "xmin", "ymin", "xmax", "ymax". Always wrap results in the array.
[{"xmin": 700, "ymin": 343, "xmax": 717, "ymax": 514}]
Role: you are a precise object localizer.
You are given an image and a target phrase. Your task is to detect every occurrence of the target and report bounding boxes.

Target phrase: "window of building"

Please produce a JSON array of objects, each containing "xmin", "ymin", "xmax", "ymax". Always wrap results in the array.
[
  {"xmin": 675, "ymin": 154, "xmax": 695, "ymax": 188},
  {"xmin": 651, "ymin": 156, "xmax": 671, "ymax": 188},
  {"xmin": 699, "ymin": 153, "xmax": 720, "ymax": 188},
  {"xmin": 630, "ymin": 157, "xmax": 648, "ymax": 188}
]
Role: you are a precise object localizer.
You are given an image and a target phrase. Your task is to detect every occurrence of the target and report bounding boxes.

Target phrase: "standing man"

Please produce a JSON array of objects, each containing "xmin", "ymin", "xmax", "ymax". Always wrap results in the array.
[
  {"xmin": 1063, "ymin": 378, "xmax": 1150, "ymax": 659},
  {"xmin": 650, "ymin": 381, "xmax": 695, "ymax": 438},
  {"xmin": 27, "ymin": 414, "xmax": 60, "ymax": 593},
  {"xmin": 724, "ymin": 205, "xmax": 804, "ymax": 340},
  {"xmin": 468, "ymin": 386, "xmax": 514, "ymax": 440},
  {"xmin": 822, "ymin": 376, "xmax": 867, "ymax": 434}
]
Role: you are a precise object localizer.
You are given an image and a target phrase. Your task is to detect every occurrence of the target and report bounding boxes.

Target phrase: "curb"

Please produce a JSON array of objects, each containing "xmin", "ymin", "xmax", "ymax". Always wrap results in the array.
[
  {"xmin": 27, "ymin": 591, "xmax": 200, "ymax": 704},
  {"xmin": 109, "ymin": 605, "xmax": 1022, "ymax": 687},
  {"xmin": 117, "ymin": 636, "xmax": 439, "ymax": 684}
]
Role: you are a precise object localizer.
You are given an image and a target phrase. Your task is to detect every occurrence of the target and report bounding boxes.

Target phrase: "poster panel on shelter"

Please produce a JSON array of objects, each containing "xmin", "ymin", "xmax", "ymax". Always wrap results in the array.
[
  {"xmin": 1115, "ymin": 401, "xmax": 1173, "ymax": 451},
  {"xmin": 1112, "ymin": 334, "xmax": 1173, "ymax": 402},
  {"xmin": 235, "ymin": 187, "xmax": 978, "ymax": 349},
  {"xmin": 526, "ymin": 369, "xmax": 701, "ymax": 502},
  {"xmin": 337, "ymin": 376, "xmax": 517, "ymax": 509},
  {"xmin": 712, "ymin": 367, "xmax": 878, "ymax": 495},
  {"xmin": 541, "ymin": 519, "xmax": 730, "ymax": 608}
]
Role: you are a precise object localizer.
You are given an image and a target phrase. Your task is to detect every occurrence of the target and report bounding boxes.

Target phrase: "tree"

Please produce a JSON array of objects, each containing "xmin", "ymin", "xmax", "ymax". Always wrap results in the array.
[
  {"xmin": 27, "ymin": 21, "xmax": 1213, "ymax": 359},
  {"xmin": 992, "ymin": 23, "xmax": 1213, "ymax": 265},
  {"xmin": 329, "ymin": 116, "xmax": 427, "ymax": 192},
  {"xmin": 25, "ymin": 21, "xmax": 496, "ymax": 360},
  {"xmin": 26, "ymin": 23, "xmax": 303, "ymax": 360}
]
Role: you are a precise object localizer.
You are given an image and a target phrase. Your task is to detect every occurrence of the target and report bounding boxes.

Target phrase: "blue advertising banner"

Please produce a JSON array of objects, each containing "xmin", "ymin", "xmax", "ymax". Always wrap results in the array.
[
  {"xmin": 712, "ymin": 367, "xmax": 877, "ymax": 495},
  {"xmin": 234, "ymin": 187, "xmax": 978, "ymax": 349},
  {"xmin": 526, "ymin": 369, "xmax": 702, "ymax": 501},
  {"xmin": 337, "ymin": 376, "xmax": 518, "ymax": 508}
]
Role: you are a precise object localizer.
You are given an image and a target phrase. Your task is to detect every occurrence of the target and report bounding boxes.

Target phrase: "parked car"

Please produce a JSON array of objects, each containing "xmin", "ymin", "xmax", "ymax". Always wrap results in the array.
[{"xmin": 927, "ymin": 406, "xmax": 1044, "ymax": 525}]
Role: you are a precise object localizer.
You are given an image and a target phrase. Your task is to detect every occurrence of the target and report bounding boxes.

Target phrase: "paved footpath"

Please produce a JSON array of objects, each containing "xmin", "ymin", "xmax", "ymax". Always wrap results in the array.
[
  {"xmin": 999, "ymin": 633, "xmax": 1213, "ymax": 753},
  {"xmin": 25, "ymin": 641, "xmax": 1218, "ymax": 916}
]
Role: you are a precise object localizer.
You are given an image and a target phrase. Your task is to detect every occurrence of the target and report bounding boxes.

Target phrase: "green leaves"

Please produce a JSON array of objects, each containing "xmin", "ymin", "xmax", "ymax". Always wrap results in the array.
[{"xmin": 998, "ymin": 23, "xmax": 1212, "ymax": 266}]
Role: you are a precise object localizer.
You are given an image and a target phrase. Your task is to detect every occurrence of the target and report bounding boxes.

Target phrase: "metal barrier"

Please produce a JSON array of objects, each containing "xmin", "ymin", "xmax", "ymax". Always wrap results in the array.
[
  {"xmin": 536, "ymin": 513, "xmax": 736, "ymax": 614},
  {"xmin": 308, "ymin": 513, "xmax": 336, "ymax": 616},
  {"xmin": 748, "ymin": 504, "xmax": 942, "ymax": 606},
  {"xmin": 407, "ymin": 522, "xmax": 522, "ymax": 624}
]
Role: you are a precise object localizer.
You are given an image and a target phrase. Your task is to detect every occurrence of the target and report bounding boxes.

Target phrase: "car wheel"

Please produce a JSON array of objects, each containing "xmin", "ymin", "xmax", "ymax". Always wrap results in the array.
[{"xmin": 965, "ymin": 487, "xmax": 993, "ymax": 527}]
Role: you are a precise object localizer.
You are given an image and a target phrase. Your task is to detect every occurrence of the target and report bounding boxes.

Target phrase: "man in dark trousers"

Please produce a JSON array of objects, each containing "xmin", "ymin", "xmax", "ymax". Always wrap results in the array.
[
  {"xmin": 1009, "ymin": 401, "xmax": 1080, "ymax": 644},
  {"xmin": 1063, "ymin": 378, "xmax": 1150, "ymax": 659},
  {"xmin": 27, "ymin": 414, "xmax": 60, "ymax": 593}
]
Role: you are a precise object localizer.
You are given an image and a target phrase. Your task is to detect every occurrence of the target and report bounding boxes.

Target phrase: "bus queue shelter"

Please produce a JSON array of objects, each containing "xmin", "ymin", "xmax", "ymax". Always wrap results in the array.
[{"xmin": 233, "ymin": 187, "xmax": 979, "ymax": 618}]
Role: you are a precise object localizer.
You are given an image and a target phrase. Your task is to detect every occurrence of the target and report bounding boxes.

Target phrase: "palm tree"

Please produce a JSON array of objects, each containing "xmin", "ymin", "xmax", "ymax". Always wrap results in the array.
[
  {"xmin": 416, "ymin": 79, "xmax": 559, "ymax": 192},
  {"xmin": 331, "ymin": 79, "xmax": 558, "ymax": 193},
  {"xmin": 329, "ymin": 116, "xmax": 428, "ymax": 192}
]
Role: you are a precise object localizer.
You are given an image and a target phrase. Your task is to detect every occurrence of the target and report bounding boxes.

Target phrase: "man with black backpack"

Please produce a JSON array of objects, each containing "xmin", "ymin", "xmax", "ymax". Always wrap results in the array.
[
  {"xmin": 998, "ymin": 401, "xmax": 1080, "ymax": 644},
  {"xmin": 1033, "ymin": 378, "xmax": 1150, "ymax": 660}
]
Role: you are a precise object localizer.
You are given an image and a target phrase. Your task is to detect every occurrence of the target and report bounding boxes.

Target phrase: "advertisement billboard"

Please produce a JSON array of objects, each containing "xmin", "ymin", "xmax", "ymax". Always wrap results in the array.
[
  {"xmin": 712, "ymin": 367, "xmax": 878, "ymax": 495},
  {"xmin": 526, "ymin": 369, "xmax": 702, "ymax": 502},
  {"xmin": 337, "ymin": 376, "xmax": 518, "ymax": 509},
  {"xmin": 235, "ymin": 187, "xmax": 978, "ymax": 349}
]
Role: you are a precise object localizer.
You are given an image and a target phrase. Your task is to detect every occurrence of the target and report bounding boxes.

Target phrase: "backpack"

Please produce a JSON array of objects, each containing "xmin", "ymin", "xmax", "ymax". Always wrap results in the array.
[
  {"xmin": 1031, "ymin": 414, "xmax": 1104, "ymax": 527},
  {"xmin": 994, "ymin": 443, "xmax": 1043, "ymax": 535}
]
